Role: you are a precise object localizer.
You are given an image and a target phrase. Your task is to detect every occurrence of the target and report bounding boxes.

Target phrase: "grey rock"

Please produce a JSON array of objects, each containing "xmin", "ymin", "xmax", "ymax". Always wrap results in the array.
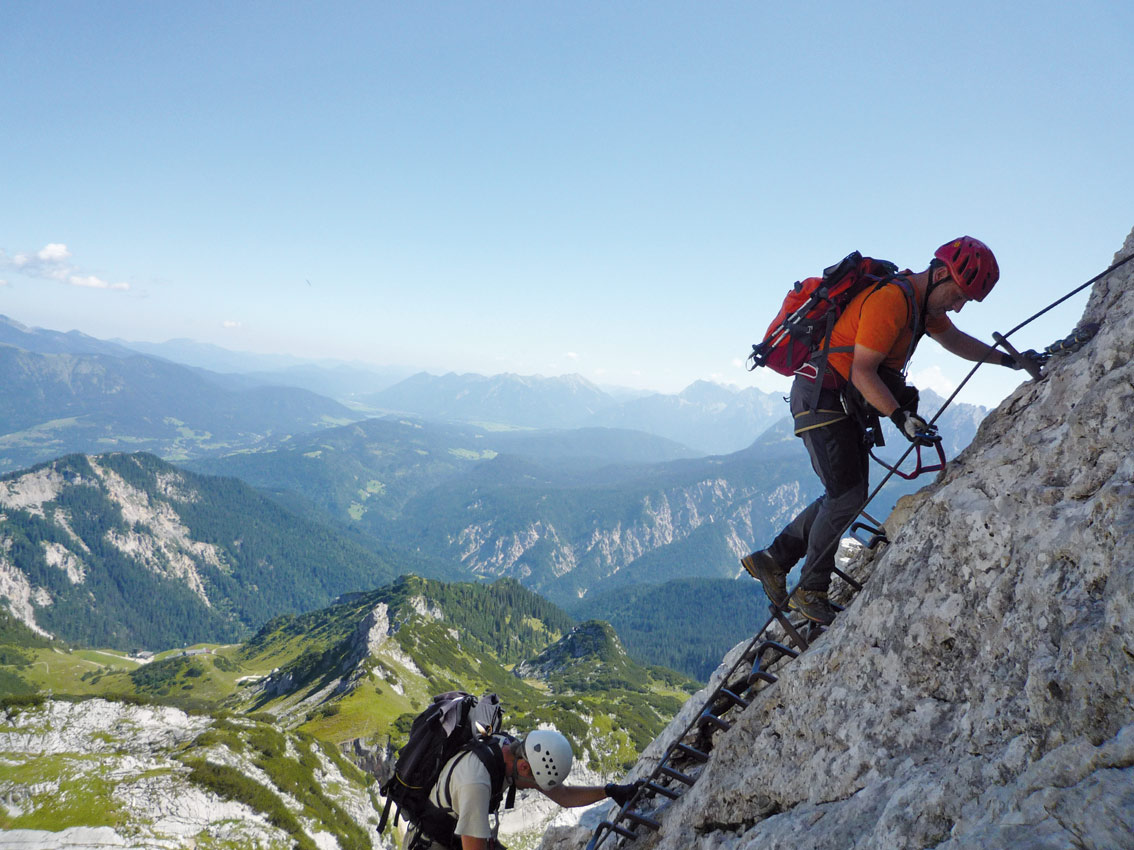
[{"xmin": 545, "ymin": 227, "xmax": 1134, "ymax": 850}]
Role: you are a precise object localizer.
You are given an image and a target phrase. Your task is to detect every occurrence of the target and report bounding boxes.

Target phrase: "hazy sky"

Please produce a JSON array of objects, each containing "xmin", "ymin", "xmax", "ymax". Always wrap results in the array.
[{"xmin": 2, "ymin": 1, "xmax": 1131, "ymax": 407}]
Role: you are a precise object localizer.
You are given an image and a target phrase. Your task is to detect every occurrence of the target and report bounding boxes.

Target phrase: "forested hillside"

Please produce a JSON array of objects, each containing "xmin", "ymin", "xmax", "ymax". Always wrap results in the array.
[
  {"xmin": 571, "ymin": 578, "xmax": 769, "ymax": 680},
  {"xmin": 241, "ymin": 575, "xmax": 696, "ymax": 763},
  {"xmin": 0, "ymin": 452, "xmax": 429, "ymax": 649}
]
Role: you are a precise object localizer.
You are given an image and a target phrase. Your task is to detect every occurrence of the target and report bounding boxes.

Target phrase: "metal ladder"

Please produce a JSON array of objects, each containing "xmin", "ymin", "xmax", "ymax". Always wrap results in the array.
[{"xmin": 585, "ymin": 528, "xmax": 885, "ymax": 850}]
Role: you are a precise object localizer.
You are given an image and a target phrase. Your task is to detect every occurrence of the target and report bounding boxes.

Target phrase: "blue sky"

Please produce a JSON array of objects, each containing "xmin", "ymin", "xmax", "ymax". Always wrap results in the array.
[{"xmin": 1, "ymin": 1, "xmax": 1131, "ymax": 407}]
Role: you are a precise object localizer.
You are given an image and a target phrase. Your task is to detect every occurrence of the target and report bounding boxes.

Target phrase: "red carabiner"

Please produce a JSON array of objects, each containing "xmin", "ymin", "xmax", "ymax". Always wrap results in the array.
[{"xmin": 869, "ymin": 439, "xmax": 947, "ymax": 480}]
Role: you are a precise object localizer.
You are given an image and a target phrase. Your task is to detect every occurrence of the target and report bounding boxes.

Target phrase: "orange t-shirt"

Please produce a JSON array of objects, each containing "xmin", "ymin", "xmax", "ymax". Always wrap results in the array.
[{"xmin": 825, "ymin": 280, "xmax": 953, "ymax": 381}]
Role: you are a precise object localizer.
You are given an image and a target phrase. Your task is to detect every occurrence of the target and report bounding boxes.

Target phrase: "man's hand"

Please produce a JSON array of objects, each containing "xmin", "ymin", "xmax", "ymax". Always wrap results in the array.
[
  {"xmin": 890, "ymin": 409, "xmax": 940, "ymax": 446},
  {"xmin": 605, "ymin": 780, "xmax": 644, "ymax": 807},
  {"xmin": 1000, "ymin": 349, "xmax": 1045, "ymax": 372}
]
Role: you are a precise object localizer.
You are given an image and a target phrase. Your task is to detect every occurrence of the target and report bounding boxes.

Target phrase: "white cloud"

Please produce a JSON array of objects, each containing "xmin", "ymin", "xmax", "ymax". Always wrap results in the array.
[
  {"xmin": 68, "ymin": 274, "xmax": 129, "ymax": 291},
  {"xmin": 222, "ymin": 320, "xmax": 243, "ymax": 329},
  {"xmin": 565, "ymin": 351, "xmax": 579, "ymax": 360},
  {"xmin": 36, "ymin": 243, "xmax": 72, "ymax": 262},
  {"xmin": 909, "ymin": 365, "xmax": 957, "ymax": 398},
  {"xmin": 2, "ymin": 243, "xmax": 129, "ymax": 291}
]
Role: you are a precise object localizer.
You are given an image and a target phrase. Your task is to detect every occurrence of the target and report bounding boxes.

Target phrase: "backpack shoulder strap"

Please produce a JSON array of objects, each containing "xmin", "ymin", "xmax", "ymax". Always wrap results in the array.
[
  {"xmin": 441, "ymin": 738, "xmax": 509, "ymax": 814},
  {"xmin": 854, "ymin": 274, "xmax": 925, "ymax": 368},
  {"xmin": 883, "ymin": 275, "xmax": 925, "ymax": 372}
]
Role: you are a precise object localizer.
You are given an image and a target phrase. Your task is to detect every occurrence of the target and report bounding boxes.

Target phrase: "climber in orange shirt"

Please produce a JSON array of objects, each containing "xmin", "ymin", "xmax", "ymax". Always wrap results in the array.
[{"xmin": 742, "ymin": 237, "xmax": 1032, "ymax": 625}]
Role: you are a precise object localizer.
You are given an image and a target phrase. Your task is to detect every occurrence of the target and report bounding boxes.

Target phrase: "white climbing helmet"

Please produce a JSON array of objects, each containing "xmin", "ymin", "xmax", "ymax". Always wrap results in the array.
[{"xmin": 521, "ymin": 728, "xmax": 573, "ymax": 790}]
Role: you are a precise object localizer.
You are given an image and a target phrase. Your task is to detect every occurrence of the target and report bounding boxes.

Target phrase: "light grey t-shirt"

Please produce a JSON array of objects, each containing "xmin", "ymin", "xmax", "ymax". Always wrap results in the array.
[{"xmin": 429, "ymin": 747, "xmax": 494, "ymax": 840}]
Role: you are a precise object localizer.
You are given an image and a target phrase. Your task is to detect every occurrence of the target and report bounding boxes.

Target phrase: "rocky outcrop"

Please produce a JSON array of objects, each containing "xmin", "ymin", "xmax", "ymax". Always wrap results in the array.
[
  {"xmin": 543, "ymin": 228, "xmax": 1134, "ymax": 850},
  {"xmin": 0, "ymin": 698, "xmax": 389, "ymax": 850},
  {"xmin": 0, "ymin": 456, "xmax": 223, "ymax": 635}
]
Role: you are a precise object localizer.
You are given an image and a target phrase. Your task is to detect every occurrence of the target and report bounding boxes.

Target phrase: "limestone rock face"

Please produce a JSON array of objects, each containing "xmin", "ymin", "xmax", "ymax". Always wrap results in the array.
[
  {"xmin": 0, "ymin": 698, "xmax": 390, "ymax": 850},
  {"xmin": 544, "ymin": 228, "xmax": 1134, "ymax": 850}
]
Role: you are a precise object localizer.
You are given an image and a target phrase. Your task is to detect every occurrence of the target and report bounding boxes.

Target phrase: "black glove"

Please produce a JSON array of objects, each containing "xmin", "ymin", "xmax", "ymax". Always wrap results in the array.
[
  {"xmin": 999, "ymin": 349, "xmax": 1044, "ymax": 371},
  {"xmin": 889, "ymin": 409, "xmax": 940, "ymax": 446},
  {"xmin": 605, "ymin": 780, "xmax": 643, "ymax": 807}
]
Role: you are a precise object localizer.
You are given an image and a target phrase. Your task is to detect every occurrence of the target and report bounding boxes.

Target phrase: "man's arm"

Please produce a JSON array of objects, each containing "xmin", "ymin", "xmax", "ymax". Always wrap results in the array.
[
  {"xmin": 460, "ymin": 837, "xmax": 489, "ymax": 850},
  {"xmin": 849, "ymin": 345, "xmax": 902, "ymax": 416},
  {"xmin": 929, "ymin": 324, "xmax": 1000, "ymax": 363},
  {"xmin": 538, "ymin": 784, "xmax": 610, "ymax": 808}
]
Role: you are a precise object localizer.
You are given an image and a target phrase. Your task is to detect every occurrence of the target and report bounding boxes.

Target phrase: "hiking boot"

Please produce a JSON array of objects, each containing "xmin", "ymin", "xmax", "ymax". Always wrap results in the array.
[
  {"xmin": 788, "ymin": 589, "xmax": 837, "ymax": 625},
  {"xmin": 741, "ymin": 550, "xmax": 789, "ymax": 609}
]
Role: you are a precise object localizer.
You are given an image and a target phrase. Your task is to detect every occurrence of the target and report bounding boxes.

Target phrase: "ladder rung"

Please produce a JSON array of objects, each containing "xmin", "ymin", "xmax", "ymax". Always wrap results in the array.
[
  {"xmin": 832, "ymin": 565, "xmax": 862, "ymax": 591},
  {"xmin": 747, "ymin": 668, "xmax": 777, "ymax": 686},
  {"xmin": 698, "ymin": 711, "xmax": 730, "ymax": 731},
  {"xmin": 673, "ymin": 743, "xmax": 709, "ymax": 763},
  {"xmin": 717, "ymin": 687, "xmax": 749, "ymax": 709},
  {"xmin": 624, "ymin": 811, "xmax": 661, "ymax": 831},
  {"xmin": 645, "ymin": 780, "xmax": 681, "ymax": 800},
  {"xmin": 598, "ymin": 820, "xmax": 637, "ymax": 840},
  {"xmin": 757, "ymin": 639, "xmax": 799, "ymax": 661},
  {"xmin": 773, "ymin": 609, "xmax": 810, "ymax": 650},
  {"xmin": 659, "ymin": 765, "xmax": 696, "ymax": 786}
]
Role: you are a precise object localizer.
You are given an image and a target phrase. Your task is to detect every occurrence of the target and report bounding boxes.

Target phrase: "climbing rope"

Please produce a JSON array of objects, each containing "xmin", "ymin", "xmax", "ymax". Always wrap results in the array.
[{"xmin": 584, "ymin": 249, "xmax": 1134, "ymax": 850}]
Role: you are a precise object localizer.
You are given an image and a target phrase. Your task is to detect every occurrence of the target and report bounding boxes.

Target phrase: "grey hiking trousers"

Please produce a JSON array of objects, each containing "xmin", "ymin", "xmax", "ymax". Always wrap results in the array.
[{"xmin": 766, "ymin": 376, "xmax": 869, "ymax": 593}]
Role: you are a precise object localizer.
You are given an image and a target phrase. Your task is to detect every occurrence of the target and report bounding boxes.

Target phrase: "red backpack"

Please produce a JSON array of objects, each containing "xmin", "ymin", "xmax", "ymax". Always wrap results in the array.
[{"xmin": 747, "ymin": 251, "xmax": 899, "ymax": 377}]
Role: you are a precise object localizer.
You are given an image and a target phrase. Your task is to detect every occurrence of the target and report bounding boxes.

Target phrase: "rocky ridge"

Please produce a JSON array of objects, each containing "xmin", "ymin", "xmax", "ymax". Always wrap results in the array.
[
  {"xmin": 0, "ymin": 457, "xmax": 222, "ymax": 634},
  {"xmin": 542, "ymin": 227, "xmax": 1134, "ymax": 850},
  {"xmin": 0, "ymin": 698, "xmax": 385, "ymax": 849},
  {"xmin": 0, "ymin": 451, "xmax": 398, "ymax": 650}
]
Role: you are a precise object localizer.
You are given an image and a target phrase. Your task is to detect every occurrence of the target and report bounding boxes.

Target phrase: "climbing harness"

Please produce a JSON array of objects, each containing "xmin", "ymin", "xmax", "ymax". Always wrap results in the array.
[{"xmin": 584, "ymin": 249, "xmax": 1134, "ymax": 850}]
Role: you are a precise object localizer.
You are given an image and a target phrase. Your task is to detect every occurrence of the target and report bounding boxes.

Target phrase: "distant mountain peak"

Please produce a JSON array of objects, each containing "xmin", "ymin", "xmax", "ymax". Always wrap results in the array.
[
  {"xmin": 513, "ymin": 620, "xmax": 629, "ymax": 685},
  {"xmin": 678, "ymin": 380, "xmax": 738, "ymax": 404}
]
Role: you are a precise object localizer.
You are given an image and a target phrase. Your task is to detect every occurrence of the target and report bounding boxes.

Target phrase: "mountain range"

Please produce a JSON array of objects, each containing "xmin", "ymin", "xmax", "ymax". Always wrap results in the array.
[
  {"xmin": 0, "ymin": 312, "xmax": 988, "ymax": 678},
  {"xmin": 1, "ymin": 314, "xmax": 791, "ymax": 465},
  {"xmin": 0, "ymin": 446, "xmax": 758, "ymax": 680},
  {"xmin": 0, "ymin": 316, "xmax": 361, "ymax": 473},
  {"xmin": 185, "ymin": 390, "xmax": 982, "ymax": 609},
  {"xmin": 361, "ymin": 371, "xmax": 785, "ymax": 454}
]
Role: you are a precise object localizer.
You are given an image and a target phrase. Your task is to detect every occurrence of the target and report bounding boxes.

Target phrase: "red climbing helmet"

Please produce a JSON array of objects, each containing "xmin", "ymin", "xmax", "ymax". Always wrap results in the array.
[{"xmin": 934, "ymin": 236, "xmax": 1000, "ymax": 301}]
